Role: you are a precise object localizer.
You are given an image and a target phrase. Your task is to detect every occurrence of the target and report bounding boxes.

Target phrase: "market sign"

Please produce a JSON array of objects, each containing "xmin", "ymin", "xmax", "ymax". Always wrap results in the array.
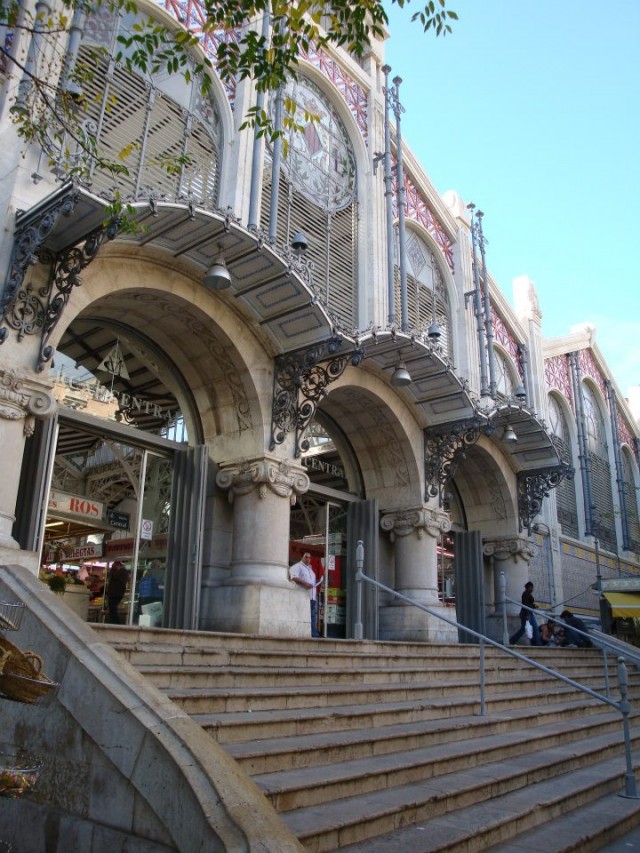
[
  {"xmin": 107, "ymin": 510, "xmax": 130, "ymax": 531},
  {"xmin": 48, "ymin": 490, "xmax": 104, "ymax": 521},
  {"xmin": 44, "ymin": 541, "xmax": 103, "ymax": 563}
]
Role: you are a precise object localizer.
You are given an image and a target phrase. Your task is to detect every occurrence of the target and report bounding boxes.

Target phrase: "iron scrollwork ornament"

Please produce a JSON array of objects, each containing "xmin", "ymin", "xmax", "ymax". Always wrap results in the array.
[
  {"xmin": 424, "ymin": 418, "xmax": 484, "ymax": 502},
  {"xmin": 270, "ymin": 338, "xmax": 364, "ymax": 456},
  {"xmin": 517, "ymin": 462, "xmax": 574, "ymax": 534},
  {"xmin": 0, "ymin": 188, "xmax": 81, "ymax": 343},
  {"xmin": 35, "ymin": 218, "xmax": 120, "ymax": 370},
  {"xmin": 0, "ymin": 184, "xmax": 120, "ymax": 371}
]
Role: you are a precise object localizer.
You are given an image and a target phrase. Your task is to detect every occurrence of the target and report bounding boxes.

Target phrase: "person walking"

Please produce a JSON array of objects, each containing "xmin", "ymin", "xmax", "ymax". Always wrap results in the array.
[
  {"xmin": 509, "ymin": 581, "xmax": 541, "ymax": 646},
  {"xmin": 290, "ymin": 552, "xmax": 322, "ymax": 637}
]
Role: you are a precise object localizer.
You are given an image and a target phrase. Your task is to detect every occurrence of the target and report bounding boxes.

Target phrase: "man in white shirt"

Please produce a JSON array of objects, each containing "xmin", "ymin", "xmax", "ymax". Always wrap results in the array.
[{"xmin": 290, "ymin": 552, "xmax": 322, "ymax": 637}]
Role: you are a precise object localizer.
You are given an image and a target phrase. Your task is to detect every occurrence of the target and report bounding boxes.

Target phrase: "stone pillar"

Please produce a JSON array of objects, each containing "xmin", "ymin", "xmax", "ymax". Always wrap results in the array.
[
  {"xmin": 378, "ymin": 505, "xmax": 457, "ymax": 643},
  {"xmin": 0, "ymin": 368, "xmax": 55, "ymax": 567},
  {"xmin": 483, "ymin": 535, "xmax": 538, "ymax": 640},
  {"xmin": 210, "ymin": 455, "xmax": 311, "ymax": 636}
]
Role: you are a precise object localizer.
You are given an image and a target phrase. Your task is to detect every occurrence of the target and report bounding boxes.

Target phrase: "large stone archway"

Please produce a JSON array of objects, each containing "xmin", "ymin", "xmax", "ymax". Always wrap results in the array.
[{"xmin": 452, "ymin": 439, "xmax": 537, "ymax": 640}]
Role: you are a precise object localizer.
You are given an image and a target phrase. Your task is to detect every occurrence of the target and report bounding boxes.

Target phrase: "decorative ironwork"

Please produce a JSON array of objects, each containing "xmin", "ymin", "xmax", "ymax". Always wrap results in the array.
[
  {"xmin": 0, "ymin": 187, "xmax": 81, "ymax": 332},
  {"xmin": 0, "ymin": 191, "xmax": 120, "ymax": 370},
  {"xmin": 424, "ymin": 418, "xmax": 487, "ymax": 501},
  {"xmin": 41, "ymin": 221, "xmax": 120, "ymax": 370},
  {"xmin": 270, "ymin": 338, "xmax": 364, "ymax": 457},
  {"xmin": 517, "ymin": 462, "xmax": 575, "ymax": 535}
]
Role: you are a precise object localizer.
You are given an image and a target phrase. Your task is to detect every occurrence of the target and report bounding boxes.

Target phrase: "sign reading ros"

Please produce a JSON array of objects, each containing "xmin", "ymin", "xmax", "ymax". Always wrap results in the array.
[{"xmin": 48, "ymin": 490, "xmax": 104, "ymax": 520}]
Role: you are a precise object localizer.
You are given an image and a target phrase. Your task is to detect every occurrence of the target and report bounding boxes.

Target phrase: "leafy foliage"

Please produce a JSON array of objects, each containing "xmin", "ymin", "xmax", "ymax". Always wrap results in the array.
[{"xmin": 0, "ymin": 0, "xmax": 456, "ymax": 199}]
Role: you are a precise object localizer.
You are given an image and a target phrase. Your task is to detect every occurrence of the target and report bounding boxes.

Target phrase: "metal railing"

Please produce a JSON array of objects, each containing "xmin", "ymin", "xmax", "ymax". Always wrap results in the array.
[{"xmin": 353, "ymin": 541, "xmax": 639, "ymax": 798}]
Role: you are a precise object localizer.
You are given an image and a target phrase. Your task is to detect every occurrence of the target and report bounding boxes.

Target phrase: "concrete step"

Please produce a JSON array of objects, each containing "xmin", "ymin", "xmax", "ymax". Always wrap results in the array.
[
  {"xmin": 161, "ymin": 671, "xmax": 611, "ymax": 715},
  {"xmin": 486, "ymin": 791, "xmax": 640, "ymax": 852},
  {"xmin": 135, "ymin": 660, "xmax": 606, "ymax": 690},
  {"xmin": 290, "ymin": 750, "xmax": 639, "ymax": 852},
  {"xmin": 191, "ymin": 686, "xmax": 607, "ymax": 745},
  {"xmin": 95, "ymin": 625, "xmax": 639, "ymax": 850},
  {"xmin": 224, "ymin": 700, "xmax": 613, "ymax": 774},
  {"xmin": 254, "ymin": 714, "xmax": 628, "ymax": 813}
]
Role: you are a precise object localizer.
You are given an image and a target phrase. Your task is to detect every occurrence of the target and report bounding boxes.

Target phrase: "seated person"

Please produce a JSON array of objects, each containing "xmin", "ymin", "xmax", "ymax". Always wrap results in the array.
[
  {"xmin": 539, "ymin": 621, "xmax": 553, "ymax": 645},
  {"xmin": 560, "ymin": 609, "xmax": 592, "ymax": 647}
]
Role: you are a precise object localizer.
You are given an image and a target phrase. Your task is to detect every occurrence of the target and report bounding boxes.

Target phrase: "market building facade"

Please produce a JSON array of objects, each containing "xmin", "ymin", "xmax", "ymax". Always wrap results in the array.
[{"xmin": 1, "ymin": 0, "xmax": 638, "ymax": 642}]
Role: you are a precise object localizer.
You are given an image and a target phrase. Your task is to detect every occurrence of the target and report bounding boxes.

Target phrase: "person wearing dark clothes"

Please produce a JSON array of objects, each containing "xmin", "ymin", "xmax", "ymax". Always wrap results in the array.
[
  {"xmin": 509, "ymin": 581, "xmax": 541, "ymax": 646},
  {"xmin": 560, "ymin": 609, "xmax": 592, "ymax": 647},
  {"xmin": 106, "ymin": 560, "xmax": 129, "ymax": 624}
]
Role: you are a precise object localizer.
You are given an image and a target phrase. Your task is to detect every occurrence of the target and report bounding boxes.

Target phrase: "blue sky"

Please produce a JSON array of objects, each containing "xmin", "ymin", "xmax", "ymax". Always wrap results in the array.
[{"xmin": 384, "ymin": 0, "xmax": 640, "ymax": 397}]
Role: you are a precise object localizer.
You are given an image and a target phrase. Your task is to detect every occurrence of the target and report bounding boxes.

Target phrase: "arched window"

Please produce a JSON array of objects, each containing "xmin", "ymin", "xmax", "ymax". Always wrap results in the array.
[
  {"xmin": 54, "ymin": 5, "xmax": 222, "ymax": 206},
  {"xmin": 494, "ymin": 349, "xmax": 517, "ymax": 399},
  {"xmin": 548, "ymin": 395, "xmax": 578, "ymax": 538},
  {"xmin": 395, "ymin": 230, "xmax": 452, "ymax": 357},
  {"xmin": 621, "ymin": 449, "xmax": 640, "ymax": 551},
  {"xmin": 583, "ymin": 384, "xmax": 616, "ymax": 550},
  {"xmin": 261, "ymin": 76, "xmax": 358, "ymax": 329}
]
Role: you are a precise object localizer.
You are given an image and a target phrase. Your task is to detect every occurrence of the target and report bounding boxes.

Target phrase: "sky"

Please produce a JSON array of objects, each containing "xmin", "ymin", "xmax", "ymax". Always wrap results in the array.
[{"xmin": 384, "ymin": 0, "xmax": 640, "ymax": 397}]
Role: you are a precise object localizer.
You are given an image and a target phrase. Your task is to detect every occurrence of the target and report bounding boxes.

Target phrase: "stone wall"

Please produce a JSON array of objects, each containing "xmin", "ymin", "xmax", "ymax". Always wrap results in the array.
[{"xmin": 0, "ymin": 565, "xmax": 302, "ymax": 852}]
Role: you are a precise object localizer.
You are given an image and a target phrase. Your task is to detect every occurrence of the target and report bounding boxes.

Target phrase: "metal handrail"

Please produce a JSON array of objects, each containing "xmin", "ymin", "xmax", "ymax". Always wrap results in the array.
[{"xmin": 353, "ymin": 543, "xmax": 639, "ymax": 798}]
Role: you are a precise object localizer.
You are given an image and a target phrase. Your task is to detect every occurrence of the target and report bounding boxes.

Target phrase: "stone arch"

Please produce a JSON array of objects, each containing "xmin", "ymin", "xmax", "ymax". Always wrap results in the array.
[
  {"xmin": 316, "ymin": 369, "xmax": 424, "ymax": 509},
  {"xmin": 50, "ymin": 246, "xmax": 273, "ymax": 456},
  {"xmin": 450, "ymin": 438, "xmax": 518, "ymax": 537}
]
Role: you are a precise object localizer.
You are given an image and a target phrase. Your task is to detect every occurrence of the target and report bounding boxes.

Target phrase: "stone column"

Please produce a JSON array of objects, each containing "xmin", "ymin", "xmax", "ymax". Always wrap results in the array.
[
  {"xmin": 0, "ymin": 369, "xmax": 56, "ymax": 567},
  {"xmin": 378, "ymin": 505, "xmax": 457, "ymax": 643},
  {"xmin": 483, "ymin": 535, "xmax": 538, "ymax": 640},
  {"xmin": 210, "ymin": 455, "xmax": 311, "ymax": 636}
]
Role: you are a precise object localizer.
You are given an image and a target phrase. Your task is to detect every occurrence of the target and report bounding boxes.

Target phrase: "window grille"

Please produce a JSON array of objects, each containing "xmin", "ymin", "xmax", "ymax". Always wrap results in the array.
[
  {"xmin": 583, "ymin": 385, "xmax": 616, "ymax": 551},
  {"xmin": 621, "ymin": 450, "xmax": 640, "ymax": 551},
  {"xmin": 58, "ymin": 36, "xmax": 220, "ymax": 206},
  {"xmin": 261, "ymin": 167, "xmax": 357, "ymax": 330},
  {"xmin": 548, "ymin": 396, "xmax": 579, "ymax": 538}
]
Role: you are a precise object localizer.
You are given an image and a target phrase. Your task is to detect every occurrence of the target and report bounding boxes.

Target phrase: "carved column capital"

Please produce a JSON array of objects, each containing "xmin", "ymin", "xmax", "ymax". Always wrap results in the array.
[
  {"xmin": 216, "ymin": 455, "xmax": 310, "ymax": 505},
  {"xmin": 483, "ymin": 536, "xmax": 537, "ymax": 563},
  {"xmin": 380, "ymin": 506, "xmax": 451, "ymax": 542},
  {"xmin": 0, "ymin": 368, "xmax": 56, "ymax": 435}
]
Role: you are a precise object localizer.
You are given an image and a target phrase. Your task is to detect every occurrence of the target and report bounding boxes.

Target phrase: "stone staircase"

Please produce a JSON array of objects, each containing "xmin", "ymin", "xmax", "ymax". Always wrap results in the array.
[{"xmin": 94, "ymin": 626, "xmax": 640, "ymax": 851}]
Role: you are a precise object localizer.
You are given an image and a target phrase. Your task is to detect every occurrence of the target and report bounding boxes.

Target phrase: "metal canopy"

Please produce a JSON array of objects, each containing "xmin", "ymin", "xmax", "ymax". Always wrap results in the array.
[
  {"xmin": 13, "ymin": 184, "xmax": 337, "ymax": 355},
  {"xmin": 355, "ymin": 331, "xmax": 477, "ymax": 427},
  {"xmin": 485, "ymin": 403, "xmax": 561, "ymax": 471},
  {"xmin": 10, "ymin": 186, "xmax": 560, "ymax": 475}
]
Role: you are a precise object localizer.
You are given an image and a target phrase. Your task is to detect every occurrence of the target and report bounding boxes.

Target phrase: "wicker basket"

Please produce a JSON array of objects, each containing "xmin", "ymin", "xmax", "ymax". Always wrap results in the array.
[{"xmin": 0, "ymin": 636, "xmax": 57, "ymax": 704}]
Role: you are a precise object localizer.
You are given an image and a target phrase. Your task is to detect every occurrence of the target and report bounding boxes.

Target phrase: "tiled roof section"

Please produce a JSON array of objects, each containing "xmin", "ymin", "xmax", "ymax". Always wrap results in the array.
[
  {"xmin": 302, "ymin": 44, "xmax": 369, "ymax": 139},
  {"xmin": 159, "ymin": 3, "xmax": 370, "ymax": 134},
  {"xmin": 618, "ymin": 412, "xmax": 635, "ymax": 452},
  {"xmin": 492, "ymin": 307, "xmax": 523, "ymax": 379},
  {"xmin": 160, "ymin": 0, "xmax": 237, "ymax": 105},
  {"xmin": 545, "ymin": 354, "xmax": 574, "ymax": 411},
  {"xmin": 392, "ymin": 169, "xmax": 454, "ymax": 272},
  {"xmin": 579, "ymin": 348, "xmax": 607, "ymax": 398}
]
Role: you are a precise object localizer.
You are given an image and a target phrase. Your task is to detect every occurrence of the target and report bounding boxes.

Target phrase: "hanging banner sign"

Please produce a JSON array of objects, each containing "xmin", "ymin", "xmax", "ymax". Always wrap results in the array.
[{"xmin": 48, "ymin": 490, "xmax": 103, "ymax": 520}]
